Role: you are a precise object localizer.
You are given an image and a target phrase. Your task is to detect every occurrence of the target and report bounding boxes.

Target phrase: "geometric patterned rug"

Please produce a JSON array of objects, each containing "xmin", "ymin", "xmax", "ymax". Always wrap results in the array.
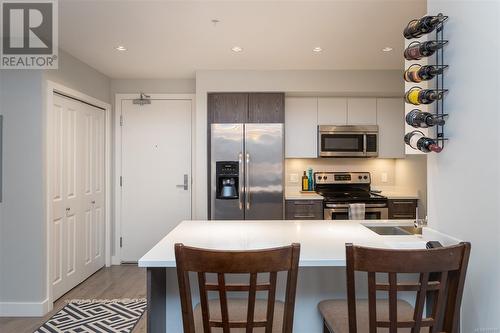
[{"xmin": 34, "ymin": 299, "xmax": 147, "ymax": 333}]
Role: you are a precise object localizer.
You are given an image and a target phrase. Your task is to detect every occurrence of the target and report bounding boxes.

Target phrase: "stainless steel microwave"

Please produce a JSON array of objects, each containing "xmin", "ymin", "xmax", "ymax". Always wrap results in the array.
[{"xmin": 318, "ymin": 125, "xmax": 379, "ymax": 157}]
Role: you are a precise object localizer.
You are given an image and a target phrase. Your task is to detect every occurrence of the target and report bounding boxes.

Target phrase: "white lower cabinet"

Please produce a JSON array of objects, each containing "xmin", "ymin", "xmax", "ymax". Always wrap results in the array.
[
  {"xmin": 377, "ymin": 98, "xmax": 405, "ymax": 158},
  {"xmin": 285, "ymin": 97, "xmax": 318, "ymax": 158}
]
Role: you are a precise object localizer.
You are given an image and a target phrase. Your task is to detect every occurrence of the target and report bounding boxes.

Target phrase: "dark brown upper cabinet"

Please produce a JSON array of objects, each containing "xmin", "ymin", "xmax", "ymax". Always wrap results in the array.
[
  {"xmin": 208, "ymin": 93, "xmax": 248, "ymax": 123},
  {"xmin": 208, "ymin": 93, "xmax": 284, "ymax": 124},
  {"xmin": 248, "ymin": 93, "xmax": 285, "ymax": 123}
]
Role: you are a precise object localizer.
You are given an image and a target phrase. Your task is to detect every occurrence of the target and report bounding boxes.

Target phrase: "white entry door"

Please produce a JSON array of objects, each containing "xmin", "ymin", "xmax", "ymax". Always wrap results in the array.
[
  {"xmin": 50, "ymin": 94, "xmax": 106, "ymax": 301},
  {"xmin": 120, "ymin": 99, "xmax": 192, "ymax": 262}
]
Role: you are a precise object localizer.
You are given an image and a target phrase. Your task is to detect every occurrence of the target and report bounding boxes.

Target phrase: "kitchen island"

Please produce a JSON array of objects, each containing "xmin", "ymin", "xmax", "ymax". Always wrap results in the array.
[{"xmin": 138, "ymin": 220, "xmax": 457, "ymax": 332}]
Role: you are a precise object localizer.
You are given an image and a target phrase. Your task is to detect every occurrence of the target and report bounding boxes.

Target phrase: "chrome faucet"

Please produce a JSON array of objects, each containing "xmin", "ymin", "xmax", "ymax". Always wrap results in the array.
[{"xmin": 414, "ymin": 216, "xmax": 428, "ymax": 228}]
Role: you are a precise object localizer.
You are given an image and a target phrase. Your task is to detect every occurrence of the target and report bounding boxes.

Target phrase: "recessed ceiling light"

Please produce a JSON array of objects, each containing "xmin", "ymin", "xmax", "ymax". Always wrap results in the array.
[
  {"xmin": 231, "ymin": 46, "xmax": 243, "ymax": 53},
  {"xmin": 115, "ymin": 45, "xmax": 127, "ymax": 51},
  {"xmin": 382, "ymin": 46, "xmax": 393, "ymax": 52},
  {"xmin": 312, "ymin": 47, "xmax": 323, "ymax": 53}
]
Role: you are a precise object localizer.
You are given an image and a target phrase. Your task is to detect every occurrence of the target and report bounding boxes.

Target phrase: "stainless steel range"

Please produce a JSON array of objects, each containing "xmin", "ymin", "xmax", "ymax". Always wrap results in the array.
[{"xmin": 314, "ymin": 172, "xmax": 388, "ymax": 220}]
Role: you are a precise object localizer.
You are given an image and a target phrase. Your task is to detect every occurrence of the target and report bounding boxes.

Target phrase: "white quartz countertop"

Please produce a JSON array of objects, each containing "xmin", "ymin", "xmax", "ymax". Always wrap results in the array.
[
  {"xmin": 371, "ymin": 187, "xmax": 419, "ymax": 200},
  {"xmin": 285, "ymin": 191, "xmax": 324, "ymax": 200},
  {"xmin": 138, "ymin": 220, "xmax": 449, "ymax": 268},
  {"xmin": 384, "ymin": 193, "xmax": 419, "ymax": 200}
]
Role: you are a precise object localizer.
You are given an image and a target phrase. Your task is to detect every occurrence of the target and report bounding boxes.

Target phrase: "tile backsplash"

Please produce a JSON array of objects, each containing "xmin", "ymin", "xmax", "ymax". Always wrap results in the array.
[{"xmin": 286, "ymin": 158, "xmax": 397, "ymax": 187}]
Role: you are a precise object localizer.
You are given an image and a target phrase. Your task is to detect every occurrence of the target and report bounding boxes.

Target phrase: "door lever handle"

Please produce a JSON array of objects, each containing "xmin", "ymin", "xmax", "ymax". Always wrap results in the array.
[{"xmin": 176, "ymin": 174, "xmax": 189, "ymax": 190}]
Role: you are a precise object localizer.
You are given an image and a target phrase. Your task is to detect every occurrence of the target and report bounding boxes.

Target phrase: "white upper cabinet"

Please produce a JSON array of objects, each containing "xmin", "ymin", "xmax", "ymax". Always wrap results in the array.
[
  {"xmin": 317, "ymin": 98, "xmax": 347, "ymax": 125},
  {"xmin": 347, "ymin": 98, "xmax": 377, "ymax": 125},
  {"xmin": 377, "ymin": 98, "xmax": 405, "ymax": 159},
  {"xmin": 284, "ymin": 96, "xmax": 404, "ymax": 159},
  {"xmin": 285, "ymin": 97, "xmax": 318, "ymax": 158}
]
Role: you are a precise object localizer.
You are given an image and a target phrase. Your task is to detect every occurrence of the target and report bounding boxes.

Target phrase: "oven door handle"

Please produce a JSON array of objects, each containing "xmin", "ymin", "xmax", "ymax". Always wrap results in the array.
[
  {"xmin": 325, "ymin": 203, "xmax": 387, "ymax": 209},
  {"xmin": 363, "ymin": 134, "xmax": 367, "ymax": 156}
]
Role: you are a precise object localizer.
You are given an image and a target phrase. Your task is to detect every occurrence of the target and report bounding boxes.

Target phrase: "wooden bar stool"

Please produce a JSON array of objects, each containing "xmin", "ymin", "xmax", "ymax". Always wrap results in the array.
[
  {"xmin": 319, "ymin": 242, "xmax": 470, "ymax": 333},
  {"xmin": 175, "ymin": 243, "xmax": 301, "ymax": 333}
]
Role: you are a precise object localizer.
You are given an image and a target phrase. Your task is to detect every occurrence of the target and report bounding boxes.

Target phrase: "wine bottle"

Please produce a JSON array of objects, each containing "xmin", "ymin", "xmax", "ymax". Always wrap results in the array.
[
  {"xmin": 404, "ymin": 14, "xmax": 444, "ymax": 39},
  {"xmin": 404, "ymin": 41, "xmax": 446, "ymax": 60},
  {"xmin": 405, "ymin": 87, "xmax": 445, "ymax": 105},
  {"xmin": 404, "ymin": 64, "xmax": 444, "ymax": 83},
  {"xmin": 406, "ymin": 109, "xmax": 445, "ymax": 128},
  {"xmin": 302, "ymin": 171, "xmax": 309, "ymax": 191},
  {"xmin": 404, "ymin": 131, "xmax": 442, "ymax": 153}
]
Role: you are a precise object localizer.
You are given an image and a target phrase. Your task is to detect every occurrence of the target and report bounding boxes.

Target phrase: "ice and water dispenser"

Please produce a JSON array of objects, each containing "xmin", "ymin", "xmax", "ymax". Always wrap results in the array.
[{"xmin": 215, "ymin": 161, "xmax": 239, "ymax": 199}]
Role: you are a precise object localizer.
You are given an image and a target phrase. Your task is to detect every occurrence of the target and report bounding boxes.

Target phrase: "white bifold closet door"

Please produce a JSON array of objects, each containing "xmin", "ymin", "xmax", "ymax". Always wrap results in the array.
[{"xmin": 50, "ymin": 93, "xmax": 105, "ymax": 301}]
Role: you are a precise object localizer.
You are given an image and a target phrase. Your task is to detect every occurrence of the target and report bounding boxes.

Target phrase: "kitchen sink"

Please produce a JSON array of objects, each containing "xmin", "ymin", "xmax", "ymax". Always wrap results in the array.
[{"xmin": 365, "ymin": 225, "xmax": 422, "ymax": 236}]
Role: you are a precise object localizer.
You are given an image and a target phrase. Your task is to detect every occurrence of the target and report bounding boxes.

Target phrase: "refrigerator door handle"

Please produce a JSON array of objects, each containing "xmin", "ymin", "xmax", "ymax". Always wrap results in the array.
[
  {"xmin": 245, "ymin": 152, "xmax": 250, "ymax": 210},
  {"xmin": 238, "ymin": 152, "xmax": 244, "ymax": 210}
]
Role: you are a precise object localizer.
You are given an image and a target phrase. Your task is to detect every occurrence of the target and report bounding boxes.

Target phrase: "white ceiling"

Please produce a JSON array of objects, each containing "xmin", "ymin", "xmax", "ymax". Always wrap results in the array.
[{"xmin": 59, "ymin": 0, "xmax": 426, "ymax": 79}]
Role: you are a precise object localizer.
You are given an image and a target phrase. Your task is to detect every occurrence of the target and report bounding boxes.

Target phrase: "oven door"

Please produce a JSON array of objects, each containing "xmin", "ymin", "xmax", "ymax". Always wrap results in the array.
[
  {"xmin": 323, "ymin": 204, "xmax": 388, "ymax": 220},
  {"xmin": 318, "ymin": 132, "xmax": 366, "ymax": 157}
]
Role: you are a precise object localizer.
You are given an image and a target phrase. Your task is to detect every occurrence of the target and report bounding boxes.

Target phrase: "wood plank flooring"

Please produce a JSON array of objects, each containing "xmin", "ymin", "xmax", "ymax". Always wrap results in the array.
[{"xmin": 0, "ymin": 265, "xmax": 147, "ymax": 333}]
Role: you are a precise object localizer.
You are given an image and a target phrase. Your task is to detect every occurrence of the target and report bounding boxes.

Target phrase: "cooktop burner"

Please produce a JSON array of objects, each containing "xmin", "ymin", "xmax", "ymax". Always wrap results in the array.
[{"xmin": 314, "ymin": 172, "xmax": 387, "ymax": 204}]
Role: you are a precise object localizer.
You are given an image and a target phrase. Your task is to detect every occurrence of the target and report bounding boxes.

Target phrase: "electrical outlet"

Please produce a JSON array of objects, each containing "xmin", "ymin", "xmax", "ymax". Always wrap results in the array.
[
  {"xmin": 289, "ymin": 173, "xmax": 299, "ymax": 183},
  {"xmin": 381, "ymin": 172, "xmax": 388, "ymax": 183}
]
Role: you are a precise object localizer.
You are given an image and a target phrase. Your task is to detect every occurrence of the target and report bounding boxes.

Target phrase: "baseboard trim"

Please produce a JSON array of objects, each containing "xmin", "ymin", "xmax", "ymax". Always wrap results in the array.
[
  {"xmin": 111, "ymin": 255, "xmax": 121, "ymax": 265},
  {"xmin": 0, "ymin": 298, "xmax": 50, "ymax": 317}
]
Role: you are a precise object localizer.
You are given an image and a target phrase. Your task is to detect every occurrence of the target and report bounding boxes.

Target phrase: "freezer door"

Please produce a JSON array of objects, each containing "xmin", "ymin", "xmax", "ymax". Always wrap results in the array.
[
  {"xmin": 211, "ymin": 124, "xmax": 244, "ymax": 220},
  {"xmin": 244, "ymin": 124, "xmax": 284, "ymax": 220}
]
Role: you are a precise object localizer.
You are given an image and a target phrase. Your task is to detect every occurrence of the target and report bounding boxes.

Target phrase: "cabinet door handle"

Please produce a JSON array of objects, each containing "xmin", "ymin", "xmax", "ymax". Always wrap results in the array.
[
  {"xmin": 292, "ymin": 202, "xmax": 316, "ymax": 206},
  {"xmin": 293, "ymin": 214, "xmax": 316, "ymax": 218},
  {"xmin": 392, "ymin": 201, "xmax": 415, "ymax": 205},
  {"xmin": 393, "ymin": 214, "xmax": 415, "ymax": 218}
]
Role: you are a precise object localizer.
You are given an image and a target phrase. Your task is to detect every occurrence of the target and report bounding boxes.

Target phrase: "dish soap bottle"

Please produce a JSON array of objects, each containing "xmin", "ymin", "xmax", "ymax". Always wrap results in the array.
[
  {"xmin": 307, "ymin": 168, "xmax": 314, "ymax": 191},
  {"xmin": 301, "ymin": 171, "xmax": 309, "ymax": 192}
]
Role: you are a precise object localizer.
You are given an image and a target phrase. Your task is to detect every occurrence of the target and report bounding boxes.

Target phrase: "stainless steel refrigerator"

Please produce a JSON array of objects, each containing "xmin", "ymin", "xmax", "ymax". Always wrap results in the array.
[{"xmin": 210, "ymin": 123, "xmax": 284, "ymax": 220}]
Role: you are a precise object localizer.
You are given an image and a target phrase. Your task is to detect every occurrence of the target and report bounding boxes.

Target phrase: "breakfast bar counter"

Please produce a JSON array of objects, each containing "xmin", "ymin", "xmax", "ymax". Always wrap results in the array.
[{"xmin": 138, "ymin": 220, "xmax": 456, "ymax": 332}]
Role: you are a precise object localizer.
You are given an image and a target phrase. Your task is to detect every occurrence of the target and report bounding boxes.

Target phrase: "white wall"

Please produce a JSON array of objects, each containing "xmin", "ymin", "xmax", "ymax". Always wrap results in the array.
[
  {"xmin": 426, "ymin": 1, "xmax": 500, "ymax": 331},
  {"xmin": 395, "ymin": 155, "xmax": 427, "ymax": 217},
  {"xmin": 194, "ymin": 70, "xmax": 403, "ymax": 218},
  {"xmin": 286, "ymin": 158, "xmax": 398, "ymax": 187},
  {"xmin": 0, "ymin": 51, "xmax": 111, "ymax": 314}
]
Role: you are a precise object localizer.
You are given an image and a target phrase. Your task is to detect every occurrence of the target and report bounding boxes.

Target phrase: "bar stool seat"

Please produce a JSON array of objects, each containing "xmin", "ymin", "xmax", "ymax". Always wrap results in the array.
[
  {"xmin": 194, "ymin": 299, "xmax": 284, "ymax": 333},
  {"xmin": 319, "ymin": 299, "xmax": 417, "ymax": 333}
]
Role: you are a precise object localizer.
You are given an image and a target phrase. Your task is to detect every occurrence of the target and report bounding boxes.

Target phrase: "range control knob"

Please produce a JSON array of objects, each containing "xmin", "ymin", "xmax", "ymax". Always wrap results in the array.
[
  {"xmin": 358, "ymin": 175, "xmax": 362, "ymax": 180},
  {"xmin": 364, "ymin": 176, "xmax": 368, "ymax": 180}
]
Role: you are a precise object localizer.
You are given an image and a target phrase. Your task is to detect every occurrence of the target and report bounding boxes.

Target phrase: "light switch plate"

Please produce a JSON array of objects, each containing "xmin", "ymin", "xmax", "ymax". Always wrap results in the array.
[
  {"xmin": 289, "ymin": 173, "xmax": 299, "ymax": 183},
  {"xmin": 381, "ymin": 172, "xmax": 388, "ymax": 183}
]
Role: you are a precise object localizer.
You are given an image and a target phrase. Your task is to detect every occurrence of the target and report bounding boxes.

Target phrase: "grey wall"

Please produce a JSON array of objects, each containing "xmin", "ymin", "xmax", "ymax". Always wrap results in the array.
[
  {"xmin": 426, "ymin": 1, "xmax": 500, "ymax": 331},
  {"xmin": 110, "ymin": 79, "xmax": 195, "ymax": 96},
  {"xmin": 0, "ymin": 51, "xmax": 111, "ymax": 308},
  {"xmin": 194, "ymin": 69, "xmax": 404, "ymax": 219},
  {"xmin": 44, "ymin": 50, "xmax": 111, "ymax": 103},
  {"xmin": 0, "ymin": 71, "xmax": 46, "ymax": 302}
]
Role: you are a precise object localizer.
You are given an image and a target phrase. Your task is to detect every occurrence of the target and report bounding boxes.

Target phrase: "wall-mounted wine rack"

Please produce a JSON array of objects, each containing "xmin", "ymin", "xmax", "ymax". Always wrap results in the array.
[
  {"xmin": 433, "ymin": 14, "xmax": 449, "ymax": 149},
  {"xmin": 403, "ymin": 13, "xmax": 449, "ymax": 153}
]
